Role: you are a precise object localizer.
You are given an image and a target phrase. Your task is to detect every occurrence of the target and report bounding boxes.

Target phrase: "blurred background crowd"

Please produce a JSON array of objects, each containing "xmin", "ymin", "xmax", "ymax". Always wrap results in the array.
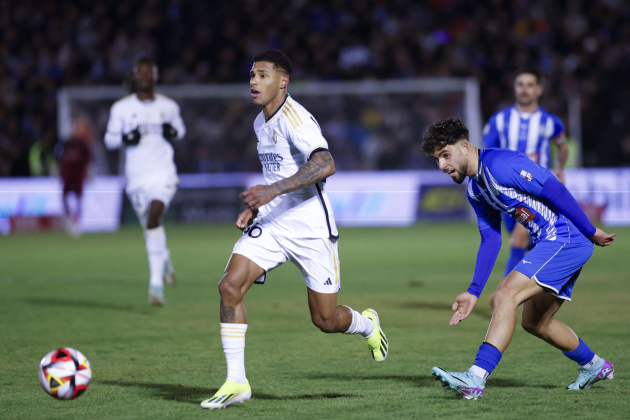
[{"xmin": 2, "ymin": 0, "xmax": 630, "ymax": 177}]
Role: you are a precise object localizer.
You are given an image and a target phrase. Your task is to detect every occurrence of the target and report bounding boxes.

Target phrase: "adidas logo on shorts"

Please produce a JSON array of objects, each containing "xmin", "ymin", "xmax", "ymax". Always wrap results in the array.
[{"xmin": 324, "ymin": 278, "xmax": 332, "ymax": 286}]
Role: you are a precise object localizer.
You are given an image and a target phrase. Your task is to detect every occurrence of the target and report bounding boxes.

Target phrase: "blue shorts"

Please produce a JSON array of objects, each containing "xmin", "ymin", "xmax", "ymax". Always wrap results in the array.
[{"xmin": 514, "ymin": 235, "xmax": 594, "ymax": 301}]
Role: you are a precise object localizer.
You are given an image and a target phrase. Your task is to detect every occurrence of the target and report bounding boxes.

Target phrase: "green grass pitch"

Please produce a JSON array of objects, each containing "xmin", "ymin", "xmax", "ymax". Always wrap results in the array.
[{"xmin": 1, "ymin": 223, "xmax": 628, "ymax": 419}]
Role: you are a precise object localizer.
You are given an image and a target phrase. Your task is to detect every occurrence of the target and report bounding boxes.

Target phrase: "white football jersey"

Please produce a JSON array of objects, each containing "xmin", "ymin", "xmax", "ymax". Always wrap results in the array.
[
  {"xmin": 104, "ymin": 93, "xmax": 185, "ymax": 189},
  {"xmin": 253, "ymin": 94, "xmax": 338, "ymax": 240}
]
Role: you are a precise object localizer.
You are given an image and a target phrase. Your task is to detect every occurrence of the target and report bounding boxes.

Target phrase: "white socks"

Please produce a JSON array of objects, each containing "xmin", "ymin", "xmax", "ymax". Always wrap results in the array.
[
  {"xmin": 145, "ymin": 226, "xmax": 167, "ymax": 288},
  {"xmin": 582, "ymin": 355, "xmax": 599, "ymax": 370},
  {"xmin": 221, "ymin": 323, "xmax": 247, "ymax": 384},
  {"xmin": 470, "ymin": 365, "xmax": 489, "ymax": 379},
  {"xmin": 343, "ymin": 306, "xmax": 375, "ymax": 338}
]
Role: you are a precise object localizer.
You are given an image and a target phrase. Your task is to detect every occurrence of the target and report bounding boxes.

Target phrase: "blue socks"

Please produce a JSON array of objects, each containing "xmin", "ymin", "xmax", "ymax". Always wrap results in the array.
[
  {"xmin": 504, "ymin": 247, "xmax": 526, "ymax": 277},
  {"xmin": 563, "ymin": 338, "xmax": 595, "ymax": 366},
  {"xmin": 473, "ymin": 342, "xmax": 503, "ymax": 376}
]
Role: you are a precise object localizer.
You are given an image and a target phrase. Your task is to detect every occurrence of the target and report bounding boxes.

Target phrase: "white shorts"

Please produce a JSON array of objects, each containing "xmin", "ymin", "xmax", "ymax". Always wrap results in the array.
[
  {"xmin": 126, "ymin": 180, "xmax": 177, "ymax": 227},
  {"xmin": 231, "ymin": 223, "xmax": 341, "ymax": 294}
]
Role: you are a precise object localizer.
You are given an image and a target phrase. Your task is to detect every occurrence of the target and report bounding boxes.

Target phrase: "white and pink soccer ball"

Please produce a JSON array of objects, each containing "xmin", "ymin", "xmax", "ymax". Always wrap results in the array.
[{"xmin": 39, "ymin": 347, "xmax": 92, "ymax": 399}]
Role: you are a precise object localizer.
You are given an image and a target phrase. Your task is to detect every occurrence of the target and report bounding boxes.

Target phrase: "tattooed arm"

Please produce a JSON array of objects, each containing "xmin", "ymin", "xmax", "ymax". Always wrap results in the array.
[
  {"xmin": 274, "ymin": 150, "xmax": 335, "ymax": 194},
  {"xmin": 239, "ymin": 150, "xmax": 335, "ymax": 210}
]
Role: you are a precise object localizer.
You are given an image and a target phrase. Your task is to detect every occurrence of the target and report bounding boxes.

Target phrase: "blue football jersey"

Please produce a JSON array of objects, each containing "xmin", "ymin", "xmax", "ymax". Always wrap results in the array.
[
  {"xmin": 482, "ymin": 106, "xmax": 564, "ymax": 168},
  {"xmin": 468, "ymin": 149, "xmax": 581, "ymax": 244}
]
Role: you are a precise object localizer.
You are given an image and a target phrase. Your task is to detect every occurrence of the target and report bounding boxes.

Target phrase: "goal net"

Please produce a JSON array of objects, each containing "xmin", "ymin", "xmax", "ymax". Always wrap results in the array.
[{"xmin": 57, "ymin": 78, "xmax": 482, "ymax": 176}]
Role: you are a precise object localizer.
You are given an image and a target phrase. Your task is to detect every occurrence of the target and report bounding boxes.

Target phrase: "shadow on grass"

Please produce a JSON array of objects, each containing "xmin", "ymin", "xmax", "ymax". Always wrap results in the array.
[
  {"xmin": 309, "ymin": 374, "xmax": 436, "ymax": 387},
  {"xmin": 100, "ymin": 380, "xmax": 359, "ymax": 405},
  {"xmin": 489, "ymin": 378, "xmax": 557, "ymax": 389},
  {"xmin": 26, "ymin": 298, "xmax": 152, "ymax": 315},
  {"xmin": 399, "ymin": 301, "xmax": 492, "ymax": 320},
  {"xmin": 309, "ymin": 374, "xmax": 557, "ymax": 389}
]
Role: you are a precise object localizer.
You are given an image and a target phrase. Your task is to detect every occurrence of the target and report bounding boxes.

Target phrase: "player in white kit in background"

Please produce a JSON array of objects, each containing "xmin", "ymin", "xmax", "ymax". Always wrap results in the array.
[
  {"xmin": 104, "ymin": 58, "xmax": 186, "ymax": 306},
  {"xmin": 200, "ymin": 50, "xmax": 388, "ymax": 410}
]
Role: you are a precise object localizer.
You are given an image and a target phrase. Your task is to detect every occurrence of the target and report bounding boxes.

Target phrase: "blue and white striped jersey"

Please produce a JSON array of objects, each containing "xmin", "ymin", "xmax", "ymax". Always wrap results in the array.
[
  {"xmin": 468, "ymin": 149, "xmax": 581, "ymax": 244},
  {"xmin": 482, "ymin": 106, "xmax": 565, "ymax": 168}
]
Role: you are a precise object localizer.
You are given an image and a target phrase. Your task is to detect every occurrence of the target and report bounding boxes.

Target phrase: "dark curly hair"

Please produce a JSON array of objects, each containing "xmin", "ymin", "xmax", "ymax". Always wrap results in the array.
[
  {"xmin": 254, "ymin": 50, "xmax": 293, "ymax": 76},
  {"xmin": 421, "ymin": 117, "xmax": 469, "ymax": 155}
]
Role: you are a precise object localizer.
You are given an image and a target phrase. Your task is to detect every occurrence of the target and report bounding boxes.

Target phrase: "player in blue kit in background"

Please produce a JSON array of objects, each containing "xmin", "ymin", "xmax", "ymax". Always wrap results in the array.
[
  {"xmin": 421, "ymin": 117, "xmax": 616, "ymax": 400},
  {"xmin": 483, "ymin": 68, "xmax": 569, "ymax": 279}
]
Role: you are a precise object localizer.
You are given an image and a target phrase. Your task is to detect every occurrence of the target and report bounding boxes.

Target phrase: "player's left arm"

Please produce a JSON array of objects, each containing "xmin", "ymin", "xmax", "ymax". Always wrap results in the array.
[
  {"xmin": 163, "ymin": 102, "xmax": 186, "ymax": 142},
  {"xmin": 540, "ymin": 176, "xmax": 616, "ymax": 246},
  {"xmin": 241, "ymin": 115, "xmax": 334, "ymax": 209},
  {"xmin": 551, "ymin": 115, "xmax": 568, "ymax": 183},
  {"xmin": 241, "ymin": 150, "xmax": 335, "ymax": 209},
  {"xmin": 503, "ymin": 155, "xmax": 616, "ymax": 246}
]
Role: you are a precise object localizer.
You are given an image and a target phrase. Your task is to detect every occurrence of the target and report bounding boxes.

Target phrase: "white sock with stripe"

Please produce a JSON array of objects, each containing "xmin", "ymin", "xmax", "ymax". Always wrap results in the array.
[
  {"xmin": 221, "ymin": 323, "xmax": 247, "ymax": 384},
  {"xmin": 342, "ymin": 306, "xmax": 375, "ymax": 338}
]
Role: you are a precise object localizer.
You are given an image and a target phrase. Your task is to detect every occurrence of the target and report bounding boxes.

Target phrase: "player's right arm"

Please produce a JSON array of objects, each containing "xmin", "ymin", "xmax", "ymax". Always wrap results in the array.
[
  {"xmin": 450, "ymin": 192, "xmax": 502, "ymax": 326},
  {"xmin": 104, "ymin": 103, "xmax": 124, "ymax": 150},
  {"xmin": 482, "ymin": 114, "xmax": 500, "ymax": 149},
  {"xmin": 235, "ymin": 207, "xmax": 258, "ymax": 231}
]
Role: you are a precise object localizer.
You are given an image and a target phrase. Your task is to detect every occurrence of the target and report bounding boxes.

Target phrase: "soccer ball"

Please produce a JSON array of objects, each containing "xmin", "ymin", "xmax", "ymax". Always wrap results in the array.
[{"xmin": 39, "ymin": 347, "xmax": 92, "ymax": 399}]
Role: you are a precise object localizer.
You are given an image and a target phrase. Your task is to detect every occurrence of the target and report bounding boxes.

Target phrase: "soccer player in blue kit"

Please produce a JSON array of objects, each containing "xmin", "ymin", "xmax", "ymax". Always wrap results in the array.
[
  {"xmin": 483, "ymin": 68, "xmax": 569, "ymax": 279},
  {"xmin": 421, "ymin": 118, "xmax": 616, "ymax": 400}
]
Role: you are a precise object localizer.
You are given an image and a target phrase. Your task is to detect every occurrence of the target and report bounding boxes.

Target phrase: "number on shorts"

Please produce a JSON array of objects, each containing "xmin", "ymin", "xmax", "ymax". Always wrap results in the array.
[{"xmin": 243, "ymin": 225, "xmax": 262, "ymax": 238}]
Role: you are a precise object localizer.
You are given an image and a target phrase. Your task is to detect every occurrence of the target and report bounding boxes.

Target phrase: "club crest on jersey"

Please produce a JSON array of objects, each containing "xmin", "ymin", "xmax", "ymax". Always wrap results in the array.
[
  {"xmin": 520, "ymin": 170, "xmax": 533, "ymax": 181},
  {"xmin": 272, "ymin": 130, "xmax": 278, "ymax": 145}
]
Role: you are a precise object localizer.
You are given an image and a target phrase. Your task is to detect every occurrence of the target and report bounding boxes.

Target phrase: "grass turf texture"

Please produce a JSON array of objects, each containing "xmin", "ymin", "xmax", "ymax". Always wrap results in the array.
[{"xmin": 0, "ymin": 223, "xmax": 628, "ymax": 419}]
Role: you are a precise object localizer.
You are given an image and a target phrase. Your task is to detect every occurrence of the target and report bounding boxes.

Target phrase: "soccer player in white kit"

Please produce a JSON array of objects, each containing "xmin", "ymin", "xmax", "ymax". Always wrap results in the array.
[
  {"xmin": 200, "ymin": 50, "xmax": 388, "ymax": 410},
  {"xmin": 104, "ymin": 58, "xmax": 186, "ymax": 306}
]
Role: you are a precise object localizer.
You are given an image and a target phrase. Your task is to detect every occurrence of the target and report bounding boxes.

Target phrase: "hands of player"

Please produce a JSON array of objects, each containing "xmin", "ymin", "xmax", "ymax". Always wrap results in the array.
[
  {"xmin": 449, "ymin": 292, "xmax": 478, "ymax": 326},
  {"xmin": 162, "ymin": 123, "xmax": 178, "ymax": 141},
  {"xmin": 240, "ymin": 185, "xmax": 279, "ymax": 210},
  {"xmin": 553, "ymin": 168, "xmax": 565, "ymax": 184},
  {"xmin": 236, "ymin": 207, "xmax": 258, "ymax": 231},
  {"xmin": 589, "ymin": 227, "xmax": 616, "ymax": 247},
  {"xmin": 122, "ymin": 127, "xmax": 141, "ymax": 146}
]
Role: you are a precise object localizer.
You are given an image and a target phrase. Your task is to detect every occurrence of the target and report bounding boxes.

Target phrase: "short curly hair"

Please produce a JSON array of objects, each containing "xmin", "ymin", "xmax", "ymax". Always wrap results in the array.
[{"xmin": 421, "ymin": 117, "xmax": 469, "ymax": 155}]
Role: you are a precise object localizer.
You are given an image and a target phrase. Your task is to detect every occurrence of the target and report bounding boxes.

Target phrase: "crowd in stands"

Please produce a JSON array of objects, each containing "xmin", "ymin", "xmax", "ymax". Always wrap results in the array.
[{"xmin": 2, "ymin": 0, "xmax": 629, "ymax": 176}]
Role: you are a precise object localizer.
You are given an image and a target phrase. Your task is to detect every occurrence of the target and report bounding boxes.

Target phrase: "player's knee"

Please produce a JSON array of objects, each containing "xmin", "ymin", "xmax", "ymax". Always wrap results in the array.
[
  {"xmin": 218, "ymin": 276, "xmax": 243, "ymax": 301},
  {"xmin": 311, "ymin": 314, "xmax": 337, "ymax": 333},
  {"xmin": 146, "ymin": 217, "xmax": 161, "ymax": 229},
  {"xmin": 521, "ymin": 318, "xmax": 543, "ymax": 336},
  {"xmin": 492, "ymin": 286, "xmax": 515, "ymax": 309}
]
